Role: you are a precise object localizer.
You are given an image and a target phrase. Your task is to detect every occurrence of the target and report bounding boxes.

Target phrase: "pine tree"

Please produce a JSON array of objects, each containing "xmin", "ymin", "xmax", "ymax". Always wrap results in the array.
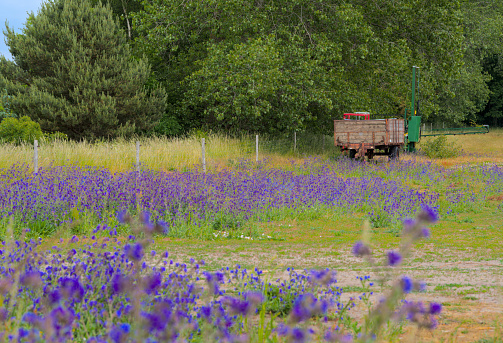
[{"xmin": 0, "ymin": 0, "xmax": 166, "ymax": 140}]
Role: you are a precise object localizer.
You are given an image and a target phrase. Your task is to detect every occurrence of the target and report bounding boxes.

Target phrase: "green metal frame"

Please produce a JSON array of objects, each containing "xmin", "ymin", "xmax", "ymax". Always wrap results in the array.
[
  {"xmin": 421, "ymin": 126, "xmax": 489, "ymax": 136},
  {"xmin": 406, "ymin": 66, "xmax": 420, "ymax": 152},
  {"xmin": 368, "ymin": 67, "xmax": 490, "ymax": 154}
]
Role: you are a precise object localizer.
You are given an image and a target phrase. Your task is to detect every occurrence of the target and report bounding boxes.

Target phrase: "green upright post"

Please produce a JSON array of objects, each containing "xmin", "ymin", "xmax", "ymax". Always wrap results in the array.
[
  {"xmin": 411, "ymin": 67, "xmax": 416, "ymax": 117},
  {"xmin": 407, "ymin": 66, "xmax": 419, "ymax": 152}
]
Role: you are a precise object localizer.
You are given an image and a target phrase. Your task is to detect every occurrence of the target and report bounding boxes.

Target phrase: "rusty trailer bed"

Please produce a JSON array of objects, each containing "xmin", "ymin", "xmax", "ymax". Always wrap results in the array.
[{"xmin": 333, "ymin": 119, "xmax": 405, "ymax": 158}]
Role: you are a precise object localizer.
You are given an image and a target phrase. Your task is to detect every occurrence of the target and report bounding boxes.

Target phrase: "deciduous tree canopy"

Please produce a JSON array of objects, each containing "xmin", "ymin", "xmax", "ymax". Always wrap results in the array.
[{"xmin": 133, "ymin": 0, "xmax": 466, "ymax": 133}]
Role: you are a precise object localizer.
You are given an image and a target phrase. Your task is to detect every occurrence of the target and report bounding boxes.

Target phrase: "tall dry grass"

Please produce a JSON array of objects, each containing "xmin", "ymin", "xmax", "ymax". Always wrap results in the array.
[
  {"xmin": 2, "ymin": 128, "xmax": 499, "ymax": 172},
  {"xmin": 416, "ymin": 128, "xmax": 503, "ymax": 167},
  {"xmin": 449, "ymin": 128, "xmax": 503, "ymax": 156},
  {"xmin": 0, "ymin": 133, "xmax": 316, "ymax": 172},
  {"xmin": 0, "ymin": 134, "xmax": 254, "ymax": 173}
]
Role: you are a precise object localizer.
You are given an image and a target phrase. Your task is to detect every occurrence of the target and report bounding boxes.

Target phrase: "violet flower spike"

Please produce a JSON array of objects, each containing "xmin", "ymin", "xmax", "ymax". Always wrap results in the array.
[
  {"xmin": 352, "ymin": 241, "xmax": 371, "ymax": 257},
  {"xmin": 387, "ymin": 250, "xmax": 402, "ymax": 266},
  {"xmin": 429, "ymin": 302, "xmax": 442, "ymax": 315},
  {"xmin": 401, "ymin": 276, "xmax": 413, "ymax": 293},
  {"xmin": 419, "ymin": 205, "xmax": 439, "ymax": 223}
]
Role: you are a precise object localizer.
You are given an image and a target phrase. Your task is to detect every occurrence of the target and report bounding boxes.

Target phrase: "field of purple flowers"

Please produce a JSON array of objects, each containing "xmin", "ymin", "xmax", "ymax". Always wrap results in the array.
[
  {"xmin": 1, "ymin": 158, "xmax": 501, "ymax": 240},
  {"xmin": 0, "ymin": 156, "xmax": 502, "ymax": 341}
]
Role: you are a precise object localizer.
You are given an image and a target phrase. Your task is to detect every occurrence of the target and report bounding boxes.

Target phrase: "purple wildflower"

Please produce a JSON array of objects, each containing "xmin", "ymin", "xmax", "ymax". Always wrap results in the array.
[
  {"xmin": 48, "ymin": 289, "xmax": 61, "ymax": 305},
  {"xmin": 117, "ymin": 210, "xmax": 130, "ymax": 224},
  {"xmin": 429, "ymin": 302, "xmax": 442, "ymax": 315},
  {"xmin": 50, "ymin": 306, "xmax": 75, "ymax": 334},
  {"xmin": 421, "ymin": 227, "xmax": 431, "ymax": 238},
  {"xmin": 419, "ymin": 205, "xmax": 438, "ymax": 223},
  {"xmin": 155, "ymin": 221, "xmax": 169, "ymax": 234},
  {"xmin": 401, "ymin": 276, "xmax": 413, "ymax": 293},
  {"xmin": 324, "ymin": 331, "xmax": 353, "ymax": 343},
  {"xmin": 23, "ymin": 312, "xmax": 40, "ymax": 324},
  {"xmin": 310, "ymin": 269, "xmax": 337, "ymax": 286},
  {"xmin": 276, "ymin": 324, "xmax": 290, "ymax": 336},
  {"xmin": 403, "ymin": 218, "xmax": 416, "ymax": 233},
  {"xmin": 290, "ymin": 293, "xmax": 323, "ymax": 323},
  {"xmin": 142, "ymin": 211, "xmax": 151, "ymax": 222},
  {"xmin": 291, "ymin": 327, "xmax": 306, "ymax": 343},
  {"xmin": 18, "ymin": 328, "xmax": 29, "ymax": 338},
  {"xmin": 111, "ymin": 274, "xmax": 129, "ymax": 294},
  {"xmin": 124, "ymin": 243, "xmax": 144, "ymax": 262},
  {"xmin": 387, "ymin": 250, "xmax": 402, "ymax": 266},
  {"xmin": 20, "ymin": 271, "xmax": 43, "ymax": 288},
  {"xmin": 200, "ymin": 306, "xmax": 212, "ymax": 320},
  {"xmin": 60, "ymin": 277, "xmax": 84, "ymax": 301},
  {"xmin": 245, "ymin": 291, "xmax": 264, "ymax": 307},
  {"xmin": 110, "ymin": 323, "xmax": 130, "ymax": 343},
  {"xmin": 223, "ymin": 297, "xmax": 251, "ymax": 316},
  {"xmin": 144, "ymin": 273, "xmax": 162, "ymax": 294},
  {"xmin": 352, "ymin": 241, "xmax": 371, "ymax": 256}
]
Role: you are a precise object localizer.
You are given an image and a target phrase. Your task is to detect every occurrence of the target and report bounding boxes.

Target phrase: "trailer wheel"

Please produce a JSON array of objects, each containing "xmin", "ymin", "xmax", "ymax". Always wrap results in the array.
[
  {"xmin": 367, "ymin": 149, "xmax": 374, "ymax": 160},
  {"xmin": 389, "ymin": 146, "xmax": 400, "ymax": 160},
  {"xmin": 349, "ymin": 149, "xmax": 357, "ymax": 159}
]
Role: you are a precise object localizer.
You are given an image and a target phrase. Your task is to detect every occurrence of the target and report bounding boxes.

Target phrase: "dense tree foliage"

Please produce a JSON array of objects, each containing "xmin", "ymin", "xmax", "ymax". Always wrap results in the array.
[
  {"xmin": 432, "ymin": 0, "xmax": 502, "ymax": 126},
  {"xmin": 0, "ymin": 0, "xmax": 166, "ymax": 140},
  {"xmin": 89, "ymin": 0, "xmax": 143, "ymax": 40},
  {"xmin": 0, "ymin": 88, "xmax": 17, "ymax": 120},
  {"xmin": 460, "ymin": 0, "xmax": 503, "ymax": 126},
  {"xmin": 2, "ymin": 0, "xmax": 502, "ymax": 140},
  {"xmin": 132, "ymin": 0, "xmax": 467, "ymax": 134},
  {"xmin": 0, "ymin": 116, "xmax": 43, "ymax": 144},
  {"xmin": 476, "ymin": 55, "xmax": 503, "ymax": 126}
]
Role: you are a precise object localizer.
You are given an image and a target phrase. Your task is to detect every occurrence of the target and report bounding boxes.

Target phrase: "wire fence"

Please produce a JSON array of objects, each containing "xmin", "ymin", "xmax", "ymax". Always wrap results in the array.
[{"xmin": 18, "ymin": 133, "xmax": 341, "ymax": 174}]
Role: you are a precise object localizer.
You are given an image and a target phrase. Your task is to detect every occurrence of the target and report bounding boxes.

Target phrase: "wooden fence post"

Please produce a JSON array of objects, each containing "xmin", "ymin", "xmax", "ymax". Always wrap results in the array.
[
  {"xmin": 136, "ymin": 141, "xmax": 140, "ymax": 173},
  {"xmin": 256, "ymin": 134, "xmax": 259, "ymax": 163},
  {"xmin": 34, "ymin": 140, "xmax": 38, "ymax": 174},
  {"xmin": 202, "ymin": 138, "xmax": 206, "ymax": 173}
]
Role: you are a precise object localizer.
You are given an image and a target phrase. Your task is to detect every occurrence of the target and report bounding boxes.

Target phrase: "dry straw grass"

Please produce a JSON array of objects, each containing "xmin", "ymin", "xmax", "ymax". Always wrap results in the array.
[
  {"xmin": 1, "ymin": 129, "xmax": 500, "ymax": 172},
  {"xmin": 416, "ymin": 128, "xmax": 503, "ymax": 167},
  {"xmin": 0, "ymin": 133, "xmax": 307, "ymax": 172},
  {"xmin": 0, "ymin": 134, "xmax": 247, "ymax": 173}
]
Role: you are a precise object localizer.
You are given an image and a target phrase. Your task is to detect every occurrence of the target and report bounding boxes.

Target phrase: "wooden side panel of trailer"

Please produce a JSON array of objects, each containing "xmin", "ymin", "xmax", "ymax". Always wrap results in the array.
[{"xmin": 385, "ymin": 119, "xmax": 405, "ymax": 145}]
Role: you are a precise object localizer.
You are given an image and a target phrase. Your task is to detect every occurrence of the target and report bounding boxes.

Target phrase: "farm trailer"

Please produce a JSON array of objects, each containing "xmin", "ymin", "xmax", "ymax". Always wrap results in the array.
[
  {"xmin": 333, "ymin": 66, "xmax": 489, "ymax": 159},
  {"xmin": 333, "ymin": 117, "xmax": 404, "ymax": 160}
]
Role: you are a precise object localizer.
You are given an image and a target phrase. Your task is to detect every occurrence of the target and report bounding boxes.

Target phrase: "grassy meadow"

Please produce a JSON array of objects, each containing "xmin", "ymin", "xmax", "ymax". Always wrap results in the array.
[{"xmin": 0, "ymin": 129, "xmax": 502, "ymax": 342}]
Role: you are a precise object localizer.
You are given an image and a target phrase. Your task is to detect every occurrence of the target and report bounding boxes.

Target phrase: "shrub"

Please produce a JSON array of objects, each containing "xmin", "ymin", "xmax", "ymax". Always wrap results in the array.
[
  {"xmin": 0, "ymin": 116, "xmax": 43, "ymax": 144},
  {"xmin": 153, "ymin": 114, "xmax": 183, "ymax": 137},
  {"xmin": 420, "ymin": 135, "xmax": 461, "ymax": 158},
  {"xmin": 43, "ymin": 131, "xmax": 68, "ymax": 142}
]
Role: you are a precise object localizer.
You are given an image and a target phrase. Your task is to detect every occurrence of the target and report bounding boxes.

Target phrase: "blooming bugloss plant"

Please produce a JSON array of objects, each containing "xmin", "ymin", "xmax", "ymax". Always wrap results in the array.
[{"xmin": 0, "ymin": 206, "xmax": 443, "ymax": 342}]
